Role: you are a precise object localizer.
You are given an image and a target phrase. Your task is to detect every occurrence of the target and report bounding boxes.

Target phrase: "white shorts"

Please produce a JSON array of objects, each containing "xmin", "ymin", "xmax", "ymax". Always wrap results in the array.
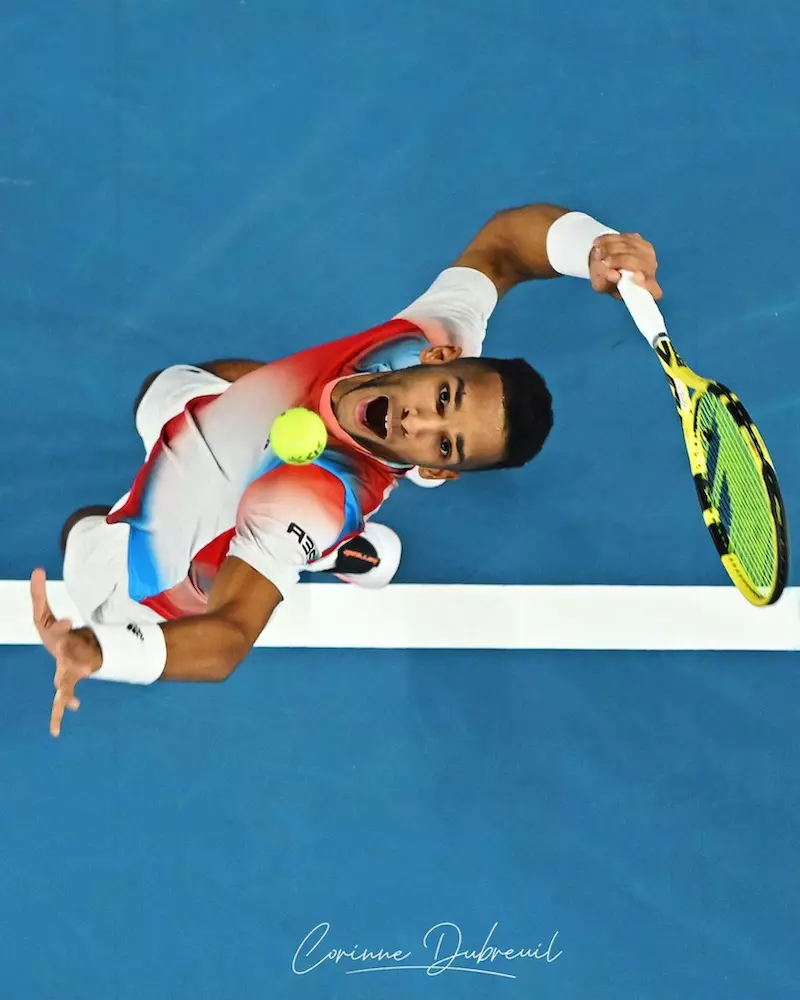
[{"xmin": 63, "ymin": 365, "xmax": 230, "ymax": 625}]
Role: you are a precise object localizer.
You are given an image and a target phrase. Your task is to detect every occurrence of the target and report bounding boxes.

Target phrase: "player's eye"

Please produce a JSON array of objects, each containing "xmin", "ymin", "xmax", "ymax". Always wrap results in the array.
[
  {"xmin": 437, "ymin": 384, "xmax": 450, "ymax": 414},
  {"xmin": 440, "ymin": 436, "xmax": 452, "ymax": 459}
]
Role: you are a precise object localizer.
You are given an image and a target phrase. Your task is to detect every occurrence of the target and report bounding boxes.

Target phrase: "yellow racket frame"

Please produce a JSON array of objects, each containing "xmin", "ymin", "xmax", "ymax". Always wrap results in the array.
[{"xmin": 654, "ymin": 337, "xmax": 788, "ymax": 606}]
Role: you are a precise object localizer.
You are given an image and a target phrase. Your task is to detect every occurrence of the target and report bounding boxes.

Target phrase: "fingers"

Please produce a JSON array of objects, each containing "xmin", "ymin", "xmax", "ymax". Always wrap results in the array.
[
  {"xmin": 604, "ymin": 267, "xmax": 649, "ymax": 287},
  {"xmin": 50, "ymin": 647, "xmax": 92, "ymax": 737},
  {"xmin": 50, "ymin": 688, "xmax": 67, "ymax": 738},
  {"xmin": 36, "ymin": 578, "xmax": 92, "ymax": 737},
  {"xmin": 598, "ymin": 254, "xmax": 653, "ymax": 275},
  {"xmin": 590, "ymin": 233, "xmax": 662, "ymax": 302},
  {"xmin": 593, "ymin": 233, "xmax": 655, "ymax": 259},
  {"xmin": 39, "ymin": 617, "xmax": 74, "ymax": 658},
  {"xmin": 644, "ymin": 279, "xmax": 663, "ymax": 301},
  {"xmin": 31, "ymin": 568, "xmax": 76, "ymax": 657},
  {"xmin": 50, "ymin": 677, "xmax": 82, "ymax": 737},
  {"xmin": 600, "ymin": 263, "xmax": 663, "ymax": 301},
  {"xmin": 592, "ymin": 235, "xmax": 657, "ymax": 273},
  {"xmin": 30, "ymin": 568, "xmax": 55, "ymax": 633}
]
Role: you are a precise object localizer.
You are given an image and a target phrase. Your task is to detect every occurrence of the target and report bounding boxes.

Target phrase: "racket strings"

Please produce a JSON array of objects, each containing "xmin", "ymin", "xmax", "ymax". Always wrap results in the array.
[{"xmin": 695, "ymin": 394, "xmax": 776, "ymax": 590}]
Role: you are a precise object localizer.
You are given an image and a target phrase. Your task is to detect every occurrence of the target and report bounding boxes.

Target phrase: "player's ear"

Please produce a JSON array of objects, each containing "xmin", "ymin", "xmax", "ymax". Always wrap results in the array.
[
  {"xmin": 417, "ymin": 466, "xmax": 460, "ymax": 482},
  {"xmin": 419, "ymin": 344, "xmax": 462, "ymax": 365}
]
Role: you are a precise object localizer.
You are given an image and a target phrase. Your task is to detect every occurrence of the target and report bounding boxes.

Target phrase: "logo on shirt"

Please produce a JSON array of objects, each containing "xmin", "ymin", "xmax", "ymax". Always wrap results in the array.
[
  {"xmin": 287, "ymin": 523, "xmax": 318, "ymax": 562},
  {"xmin": 126, "ymin": 622, "xmax": 144, "ymax": 642}
]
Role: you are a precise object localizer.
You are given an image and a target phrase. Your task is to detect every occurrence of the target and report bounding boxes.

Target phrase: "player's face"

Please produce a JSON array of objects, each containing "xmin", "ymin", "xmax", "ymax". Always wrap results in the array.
[{"xmin": 332, "ymin": 352, "xmax": 506, "ymax": 477}]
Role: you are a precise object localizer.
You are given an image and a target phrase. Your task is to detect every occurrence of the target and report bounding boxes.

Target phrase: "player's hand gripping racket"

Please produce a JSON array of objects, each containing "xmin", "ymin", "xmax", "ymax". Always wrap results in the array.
[{"xmin": 617, "ymin": 273, "xmax": 788, "ymax": 606}]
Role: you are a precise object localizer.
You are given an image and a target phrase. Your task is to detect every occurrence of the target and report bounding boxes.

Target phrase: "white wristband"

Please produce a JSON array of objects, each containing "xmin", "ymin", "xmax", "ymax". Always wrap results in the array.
[
  {"xmin": 546, "ymin": 211, "xmax": 618, "ymax": 279},
  {"xmin": 90, "ymin": 622, "xmax": 167, "ymax": 685}
]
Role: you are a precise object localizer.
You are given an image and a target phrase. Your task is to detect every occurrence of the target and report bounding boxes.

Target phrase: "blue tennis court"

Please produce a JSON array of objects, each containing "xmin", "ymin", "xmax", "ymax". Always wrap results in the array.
[{"xmin": 1, "ymin": 2, "xmax": 799, "ymax": 998}]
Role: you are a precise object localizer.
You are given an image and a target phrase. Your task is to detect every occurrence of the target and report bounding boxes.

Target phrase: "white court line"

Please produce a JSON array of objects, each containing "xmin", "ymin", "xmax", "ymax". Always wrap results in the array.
[{"xmin": 2, "ymin": 581, "xmax": 799, "ymax": 650}]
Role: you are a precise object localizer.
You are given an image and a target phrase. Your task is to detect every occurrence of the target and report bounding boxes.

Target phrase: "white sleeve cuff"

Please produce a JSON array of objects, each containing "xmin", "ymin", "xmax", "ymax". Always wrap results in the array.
[
  {"xmin": 226, "ymin": 538, "xmax": 302, "ymax": 599},
  {"xmin": 395, "ymin": 266, "xmax": 498, "ymax": 356}
]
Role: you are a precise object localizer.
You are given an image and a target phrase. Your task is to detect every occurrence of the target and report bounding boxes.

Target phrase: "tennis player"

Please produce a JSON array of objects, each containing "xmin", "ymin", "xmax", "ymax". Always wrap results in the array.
[{"xmin": 32, "ymin": 202, "xmax": 660, "ymax": 735}]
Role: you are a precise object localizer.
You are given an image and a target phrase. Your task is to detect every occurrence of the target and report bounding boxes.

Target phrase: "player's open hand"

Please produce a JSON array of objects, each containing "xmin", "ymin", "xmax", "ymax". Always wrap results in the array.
[
  {"xmin": 31, "ymin": 568, "xmax": 102, "ymax": 737},
  {"xmin": 589, "ymin": 233, "xmax": 662, "ymax": 301}
]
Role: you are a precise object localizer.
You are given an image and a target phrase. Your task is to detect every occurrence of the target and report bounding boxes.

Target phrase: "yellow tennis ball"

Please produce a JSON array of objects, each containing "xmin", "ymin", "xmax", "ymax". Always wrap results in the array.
[{"xmin": 270, "ymin": 407, "xmax": 328, "ymax": 465}]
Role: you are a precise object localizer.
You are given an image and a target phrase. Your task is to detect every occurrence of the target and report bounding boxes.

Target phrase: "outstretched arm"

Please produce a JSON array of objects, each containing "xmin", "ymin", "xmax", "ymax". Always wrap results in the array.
[
  {"xmin": 32, "ymin": 557, "xmax": 282, "ymax": 736},
  {"xmin": 35, "ymin": 464, "xmax": 348, "ymax": 735},
  {"xmin": 453, "ymin": 202, "xmax": 662, "ymax": 301},
  {"xmin": 152, "ymin": 556, "xmax": 282, "ymax": 682}
]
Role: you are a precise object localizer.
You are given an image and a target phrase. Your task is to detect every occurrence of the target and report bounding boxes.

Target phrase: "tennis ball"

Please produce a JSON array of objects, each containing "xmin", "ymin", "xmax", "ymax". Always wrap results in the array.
[{"xmin": 270, "ymin": 407, "xmax": 328, "ymax": 465}]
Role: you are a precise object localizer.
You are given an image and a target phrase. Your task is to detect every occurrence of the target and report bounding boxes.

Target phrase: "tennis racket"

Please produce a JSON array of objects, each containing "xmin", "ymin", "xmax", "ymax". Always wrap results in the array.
[{"xmin": 617, "ymin": 272, "xmax": 788, "ymax": 606}]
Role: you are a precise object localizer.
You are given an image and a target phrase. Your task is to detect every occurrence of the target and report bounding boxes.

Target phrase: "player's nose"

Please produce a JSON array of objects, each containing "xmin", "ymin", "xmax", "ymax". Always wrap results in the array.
[{"xmin": 400, "ymin": 408, "xmax": 438, "ymax": 436}]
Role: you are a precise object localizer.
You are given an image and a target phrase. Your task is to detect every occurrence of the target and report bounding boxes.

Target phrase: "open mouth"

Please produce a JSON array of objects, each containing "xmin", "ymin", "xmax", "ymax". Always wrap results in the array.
[{"xmin": 360, "ymin": 396, "xmax": 389, "ymax": 439}]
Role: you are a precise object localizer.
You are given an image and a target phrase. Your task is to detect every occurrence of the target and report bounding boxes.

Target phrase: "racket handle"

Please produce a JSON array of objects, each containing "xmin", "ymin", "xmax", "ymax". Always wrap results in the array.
[{"xmin": 617, "ymin": 270, "xmax": 667, "ymax": 346}]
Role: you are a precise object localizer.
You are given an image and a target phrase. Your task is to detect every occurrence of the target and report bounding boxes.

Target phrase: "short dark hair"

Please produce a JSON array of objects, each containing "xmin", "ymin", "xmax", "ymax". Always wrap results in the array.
[{"xmin": 469, "ymin": 357, "xmax": 553, "ymax": 470}]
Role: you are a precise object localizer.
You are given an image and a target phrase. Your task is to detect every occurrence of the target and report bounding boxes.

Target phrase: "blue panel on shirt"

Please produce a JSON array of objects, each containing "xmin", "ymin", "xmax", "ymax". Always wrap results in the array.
[
  {"xmin": 126, "ymin": 493, "xmax": 168, "ymax": 602},
  {"xmin": 357, "ymin": 335, "xmax": 429, "ymax": 374}
]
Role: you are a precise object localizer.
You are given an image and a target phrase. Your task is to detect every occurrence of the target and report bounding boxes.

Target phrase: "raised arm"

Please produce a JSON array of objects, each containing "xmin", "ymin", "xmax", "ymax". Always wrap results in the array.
[
  {"xmin": 453, "ymin": 203, "xmax": 569, "ymax": 295},
  {"xmin": 453, "ymin": 202, "xmax": 661, "ymax": 301}
]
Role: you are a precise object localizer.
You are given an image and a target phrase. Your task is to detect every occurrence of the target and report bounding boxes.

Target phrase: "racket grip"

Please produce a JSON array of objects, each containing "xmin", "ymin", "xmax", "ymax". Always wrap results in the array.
[{"xmin": 617, "ymin": 270, "xmax": 667, "ymax": 346}]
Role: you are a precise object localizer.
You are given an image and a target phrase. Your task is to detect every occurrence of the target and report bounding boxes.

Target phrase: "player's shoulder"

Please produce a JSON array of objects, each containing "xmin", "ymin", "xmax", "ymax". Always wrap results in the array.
[
  {"xmin": 247, "ymin": 461, "xmax": 347, "ymax": 507},
  {"xmin": 394, "ymin": 266, "xmax": 498, "ymax": 356}
]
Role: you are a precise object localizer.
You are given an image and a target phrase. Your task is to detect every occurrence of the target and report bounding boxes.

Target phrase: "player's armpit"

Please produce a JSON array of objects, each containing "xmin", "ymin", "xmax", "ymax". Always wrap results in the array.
[{"xmin": 159, "ymin": 556, "xmax": 282, "ymax": 682}]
